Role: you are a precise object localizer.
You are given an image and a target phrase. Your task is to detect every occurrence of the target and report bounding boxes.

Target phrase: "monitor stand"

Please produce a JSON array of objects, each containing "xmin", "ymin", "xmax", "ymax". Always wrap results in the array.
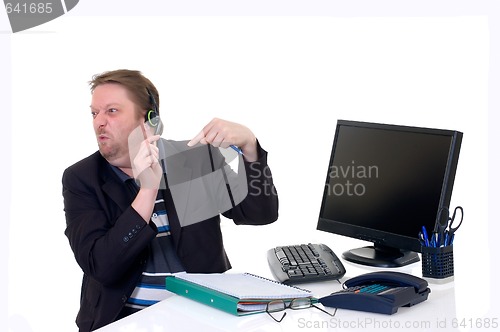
[{"xmin": 342, "ymin": 244, "xmax": 420, "ymax": 268}]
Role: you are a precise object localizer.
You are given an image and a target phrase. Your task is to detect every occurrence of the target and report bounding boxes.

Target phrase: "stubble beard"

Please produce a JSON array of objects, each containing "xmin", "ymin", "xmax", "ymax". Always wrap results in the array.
[{"xmin": 98, "ymin": 141, "xmax": 124, "ymax": 164}]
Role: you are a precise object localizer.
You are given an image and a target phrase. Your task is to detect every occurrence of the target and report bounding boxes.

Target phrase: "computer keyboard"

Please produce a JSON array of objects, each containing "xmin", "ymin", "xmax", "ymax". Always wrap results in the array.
[{"xmin": 267, "ymin": 243, "xmax": 346, "ymax": 284}]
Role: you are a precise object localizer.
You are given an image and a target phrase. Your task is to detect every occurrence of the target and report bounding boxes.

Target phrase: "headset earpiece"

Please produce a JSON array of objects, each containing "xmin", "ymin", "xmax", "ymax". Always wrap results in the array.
[
  {"xmin": 146, "ymin": 109, "xmax": 159, "ymax": 127},
  {"xmin": 145, "ymin": 87, "xmax": 160, "ymax": 127},
  {"xmin": 145, "ymin": 87, "xmax": 163, "ymax": 135}
]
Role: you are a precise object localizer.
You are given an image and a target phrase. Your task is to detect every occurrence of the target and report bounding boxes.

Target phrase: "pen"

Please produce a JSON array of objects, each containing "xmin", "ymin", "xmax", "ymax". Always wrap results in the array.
[
  {"xmin": 446, "ymin": 232, "xmax": 455, "ymax": 246},
  {"xmin": 230, "ymin": 145, "xmax": 243, "ymax": 155},
  {"xmin": 418, "ymin": 232, "xmax": 426, "ymax": 247},
  {"xmin": 421, "ymin": 226, "xmax": 430, "ymax": 247},
  {"xmin": 433, "ymin": 232, "xmax": 440, "ymax": 247}
]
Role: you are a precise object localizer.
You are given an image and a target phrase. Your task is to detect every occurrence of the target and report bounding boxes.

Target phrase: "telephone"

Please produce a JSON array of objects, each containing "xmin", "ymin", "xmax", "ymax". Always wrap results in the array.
[{"xmin": 319, "ymin": 271, "xmax": 431, "ymax": 315}]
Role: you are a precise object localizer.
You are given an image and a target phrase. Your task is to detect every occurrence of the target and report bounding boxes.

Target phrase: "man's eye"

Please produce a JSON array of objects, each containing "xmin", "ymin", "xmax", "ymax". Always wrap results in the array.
[
  {"xmin": 108, "ymin": 108, "xmax": 117, "ymax": 113},
  {"xmin": 91, "ymin": 112, "xmax": 98, "ymax": 118}
]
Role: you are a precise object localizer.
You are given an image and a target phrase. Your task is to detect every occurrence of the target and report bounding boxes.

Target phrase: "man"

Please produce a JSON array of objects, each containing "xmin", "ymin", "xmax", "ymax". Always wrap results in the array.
[{"xmin": 63, "ymin": 69, "xmax": 279, "ymax": 331}]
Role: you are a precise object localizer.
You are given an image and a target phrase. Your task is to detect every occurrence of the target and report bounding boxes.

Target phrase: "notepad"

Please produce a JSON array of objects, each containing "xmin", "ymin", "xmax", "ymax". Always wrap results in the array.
[
  {"xmin": 165, "ymin": 272, "xmax": 313, "ymax": 315},
  {"xmin": 176, "ymin": 272, "xmax": 311, "ymax": 299}
]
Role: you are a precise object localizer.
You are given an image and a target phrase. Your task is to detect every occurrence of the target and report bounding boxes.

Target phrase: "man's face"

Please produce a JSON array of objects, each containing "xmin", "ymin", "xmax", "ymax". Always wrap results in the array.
[{"xmin": 90, "ymin": 83, "xmax": 143, "ymax": 167}]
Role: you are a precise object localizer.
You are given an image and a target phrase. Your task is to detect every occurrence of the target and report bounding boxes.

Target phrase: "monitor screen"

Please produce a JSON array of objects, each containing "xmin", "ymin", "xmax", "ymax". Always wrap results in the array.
[{"xmin": 317, "ymin": 120, "xmax": 462, "ymax": 267}]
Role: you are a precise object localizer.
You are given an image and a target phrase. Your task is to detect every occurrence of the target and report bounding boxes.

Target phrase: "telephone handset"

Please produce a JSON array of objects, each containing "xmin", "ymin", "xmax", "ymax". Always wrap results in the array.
[
  {"xmin": 319, "ymin": 271, "xmax": 431, "ymax": 315},
  {"xmin": 345, "ymin": 271, "xmax": 429, "ymax": 292}
]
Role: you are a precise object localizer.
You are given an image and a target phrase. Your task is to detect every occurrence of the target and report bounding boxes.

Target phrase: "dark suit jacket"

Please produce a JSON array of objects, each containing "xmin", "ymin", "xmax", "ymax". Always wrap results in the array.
[{"xmin": 63, "ymin": 140, "xmax": 278, "ymax": 331}]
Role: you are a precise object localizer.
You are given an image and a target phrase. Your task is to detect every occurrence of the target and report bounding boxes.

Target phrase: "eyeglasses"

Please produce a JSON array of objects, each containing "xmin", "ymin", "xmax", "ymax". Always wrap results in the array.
[{"xmin": 266, "ymin": 298, "xmax": 336, "ymax": 323}]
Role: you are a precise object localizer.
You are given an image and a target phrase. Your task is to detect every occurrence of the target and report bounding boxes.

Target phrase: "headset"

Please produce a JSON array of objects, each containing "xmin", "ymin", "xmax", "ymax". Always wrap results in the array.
[
  {"xmin": 145, "ymin": 86, "xmax": 167, "ymax": 178},
  {"xmin": 146, "ymin": 87, "xmax": 163, "ymax": 135}
]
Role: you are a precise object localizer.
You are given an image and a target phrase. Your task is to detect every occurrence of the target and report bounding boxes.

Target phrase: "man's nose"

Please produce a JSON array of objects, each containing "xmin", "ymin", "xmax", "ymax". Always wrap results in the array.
[{"xmin": 94, "ymin": 112, "xmax": 107, "ymax": 128}]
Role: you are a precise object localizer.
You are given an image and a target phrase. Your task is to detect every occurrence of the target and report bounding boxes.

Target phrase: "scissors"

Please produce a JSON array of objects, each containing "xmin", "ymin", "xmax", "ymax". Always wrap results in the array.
[
  {"xmin": 444, "ymin": 206, "xmax": 463, "ymax": 246},
  {"xmin": 433, "ymin": 206, "xmax": 463, "ymax": 247}
]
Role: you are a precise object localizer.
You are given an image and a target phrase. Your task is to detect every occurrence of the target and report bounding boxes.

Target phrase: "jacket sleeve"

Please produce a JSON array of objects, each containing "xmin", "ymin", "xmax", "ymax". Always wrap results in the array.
[
  {"xmin": 62, "ymin": 166, "xmax": 157, "ymax": 286},
  {"xmin": 221, "ymin": 141, "xmax": 279, "ymax": 225}
]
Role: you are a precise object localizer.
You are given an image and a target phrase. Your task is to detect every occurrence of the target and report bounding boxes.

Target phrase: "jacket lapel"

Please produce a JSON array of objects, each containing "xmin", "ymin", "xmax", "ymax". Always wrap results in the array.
[{"xmin": 99, "ymin": 160, "xmax": 134, "ymax": 214}]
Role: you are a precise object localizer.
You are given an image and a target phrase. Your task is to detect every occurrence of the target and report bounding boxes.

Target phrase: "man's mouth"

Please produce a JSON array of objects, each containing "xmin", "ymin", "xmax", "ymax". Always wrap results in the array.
[{"xmin": 98, "ymin": 134, "xmax": 110, "ymax": 142}]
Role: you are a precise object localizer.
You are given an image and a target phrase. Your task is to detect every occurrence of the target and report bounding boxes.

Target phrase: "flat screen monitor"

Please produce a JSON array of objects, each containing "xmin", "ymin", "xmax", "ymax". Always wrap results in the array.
[{"xmin": 317, "ymin": 120, "xmax": 462, "ymax": 267}]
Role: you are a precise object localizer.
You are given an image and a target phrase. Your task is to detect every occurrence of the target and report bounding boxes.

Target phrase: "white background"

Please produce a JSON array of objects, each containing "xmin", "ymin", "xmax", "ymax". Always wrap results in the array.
[{"xmin": 1, "ymin": 1, "xmax": 498, "ymax": 331}]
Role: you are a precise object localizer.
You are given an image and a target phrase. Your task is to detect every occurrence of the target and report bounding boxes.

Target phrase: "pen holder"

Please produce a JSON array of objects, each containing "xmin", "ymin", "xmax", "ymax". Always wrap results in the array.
[{"xmin": 421, "ymin": 245, "xmax": 454, "ymax": 279}]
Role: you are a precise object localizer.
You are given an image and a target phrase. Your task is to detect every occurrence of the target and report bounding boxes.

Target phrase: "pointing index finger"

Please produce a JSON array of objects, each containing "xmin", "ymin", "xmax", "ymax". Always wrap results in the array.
[{"xmin": 187, "ymin": 130, "xmax": 205, "ymax": 147}]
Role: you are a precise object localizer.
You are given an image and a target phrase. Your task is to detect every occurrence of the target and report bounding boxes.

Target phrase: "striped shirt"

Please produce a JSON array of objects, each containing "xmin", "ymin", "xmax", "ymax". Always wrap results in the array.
[{"xmin": 110, "ymin": 166, "xmax": 185, "ymax": 314}]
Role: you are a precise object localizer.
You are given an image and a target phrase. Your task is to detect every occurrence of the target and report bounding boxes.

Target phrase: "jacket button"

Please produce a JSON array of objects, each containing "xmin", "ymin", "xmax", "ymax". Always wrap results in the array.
[
  {"xmin": 123, "ymin": 236, "xmax": 129, "ymax": 243},
  {"xmin": 122, "ymin": 295, "xmax": 127, "ymax": 303}
]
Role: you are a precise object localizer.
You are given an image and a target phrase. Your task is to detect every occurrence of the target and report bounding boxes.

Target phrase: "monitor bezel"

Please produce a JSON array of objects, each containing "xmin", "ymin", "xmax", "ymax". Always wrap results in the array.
[{"xmin": 316, "ymin": 119, "xmax": 463, "ymax": 256}]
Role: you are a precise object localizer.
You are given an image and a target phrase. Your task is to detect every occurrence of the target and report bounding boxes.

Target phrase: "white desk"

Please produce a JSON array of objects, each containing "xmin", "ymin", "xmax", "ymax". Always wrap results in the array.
[
  {"xmin": 96, "ymin": 231, "xmax": 466, "ymax": 332},
  {"xmin": 96, "ymin": 278, "xmax": 457, "ymax": 332}
]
